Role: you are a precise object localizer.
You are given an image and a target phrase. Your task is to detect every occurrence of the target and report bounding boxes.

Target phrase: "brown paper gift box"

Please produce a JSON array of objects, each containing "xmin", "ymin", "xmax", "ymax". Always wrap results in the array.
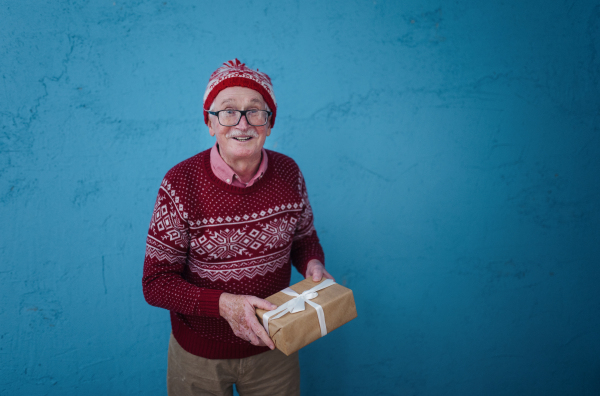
[{"xmin": 255, "ymin": 278, "xmax": 357, "ymax": 356}]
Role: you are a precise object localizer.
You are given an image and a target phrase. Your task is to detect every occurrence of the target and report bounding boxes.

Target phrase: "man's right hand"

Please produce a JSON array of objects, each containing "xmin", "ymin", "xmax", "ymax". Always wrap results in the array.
[{"xmin": 219, "ymin": 293, "xmax": 277, "ymax": 350}]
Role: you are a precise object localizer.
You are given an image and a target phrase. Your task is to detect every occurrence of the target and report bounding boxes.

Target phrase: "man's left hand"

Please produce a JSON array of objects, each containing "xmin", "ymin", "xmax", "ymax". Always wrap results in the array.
[{"xmin": 305, "ymin": 259, "xmax": 335, "ymax": 282}]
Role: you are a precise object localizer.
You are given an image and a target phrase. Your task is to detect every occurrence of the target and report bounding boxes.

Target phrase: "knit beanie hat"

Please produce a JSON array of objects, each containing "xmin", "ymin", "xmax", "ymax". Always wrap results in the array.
[{"xmin": 203, "ymin": 59, "xmax": 277, "ymax": 127}]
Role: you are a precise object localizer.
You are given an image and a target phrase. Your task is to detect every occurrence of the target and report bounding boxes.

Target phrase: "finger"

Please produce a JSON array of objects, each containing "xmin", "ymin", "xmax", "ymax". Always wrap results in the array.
[
  {"xmin": 305, "ymin": 267, "xmax": 313, "ymax": 279},
  {"xmin": 322, "ymin": 268, "xmax": 335, "ymax": 281},
  {"xmin": 256, "ymin": 327, "xmax": 275, "ymax": 350},
  {"xmin": 246, "ymin": 299, "xmax": 276, "ymax": 349},
  {"xmin": 246, "ymin": 330, "xmax": 263, "ymax": 347},
  {"xmin": 253, "ymin": 338, "xmax": 267, "ymax": 347},
  {"xmin": 249, "ymin": 331, "xmax": 267, "ymax": 347},
  {"xmin": 312, "ymin": 266, "xmax": 323, "ymax": 282},
  {"xmin": 248, "ymin": 296, "xmax": 277, "ymax": 311},
  {"xmin": 249, "ymin": 316, "xmax": 275, "ymax": 349}
]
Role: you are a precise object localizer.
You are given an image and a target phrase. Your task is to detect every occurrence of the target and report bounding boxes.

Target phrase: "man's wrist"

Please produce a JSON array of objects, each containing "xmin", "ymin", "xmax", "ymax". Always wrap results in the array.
[{"xmin": 218, "ymin": 292, "xmax": 232, "ymax": 318}]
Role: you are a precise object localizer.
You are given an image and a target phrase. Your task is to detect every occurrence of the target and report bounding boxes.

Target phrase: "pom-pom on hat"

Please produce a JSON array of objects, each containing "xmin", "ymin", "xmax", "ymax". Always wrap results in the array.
[{"xmin": 203, "ymin": 59, "xmax": 277, "ymax": 127}]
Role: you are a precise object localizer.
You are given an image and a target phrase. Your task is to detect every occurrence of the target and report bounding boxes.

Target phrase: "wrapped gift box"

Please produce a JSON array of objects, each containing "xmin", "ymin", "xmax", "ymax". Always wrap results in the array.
[{"xmin": 256, "ymin": 278, "xmax": 357, "ymax": 356}]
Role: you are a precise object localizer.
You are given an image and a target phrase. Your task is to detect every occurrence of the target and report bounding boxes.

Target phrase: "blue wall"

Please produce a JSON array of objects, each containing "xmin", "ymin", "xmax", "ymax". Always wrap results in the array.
[{"xmin": 2, "ymin": 1, "xmax": 599, "ymax": 395}]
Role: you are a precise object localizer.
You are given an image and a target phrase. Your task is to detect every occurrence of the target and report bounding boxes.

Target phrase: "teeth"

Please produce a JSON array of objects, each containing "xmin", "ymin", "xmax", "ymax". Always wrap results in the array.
[{"xmin": 234, "ymin": 137, "xmax": 251, "ymax": 141}]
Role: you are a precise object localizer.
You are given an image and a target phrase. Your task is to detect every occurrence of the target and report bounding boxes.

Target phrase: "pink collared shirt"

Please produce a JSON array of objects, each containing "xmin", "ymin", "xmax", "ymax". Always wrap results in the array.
[{"xmin": 210, "ymin": 143, "xmax": 269, "ymax": 188}]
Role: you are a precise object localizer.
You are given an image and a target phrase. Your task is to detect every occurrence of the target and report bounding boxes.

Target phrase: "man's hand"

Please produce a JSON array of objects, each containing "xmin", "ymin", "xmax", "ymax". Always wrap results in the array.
[
  {"xmin": 219, "ymin": 293, "xmax": 277, "ymax": 349},
  {"xmin": 305, "ymin": 259, "xmax": 335, "ymax": 282}
]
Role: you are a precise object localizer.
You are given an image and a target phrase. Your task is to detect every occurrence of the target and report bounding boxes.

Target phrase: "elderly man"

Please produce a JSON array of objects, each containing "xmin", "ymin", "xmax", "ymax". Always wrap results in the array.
[{"xmin": 142, "ymin": 59, "xmax": 333, "ymax": 396}]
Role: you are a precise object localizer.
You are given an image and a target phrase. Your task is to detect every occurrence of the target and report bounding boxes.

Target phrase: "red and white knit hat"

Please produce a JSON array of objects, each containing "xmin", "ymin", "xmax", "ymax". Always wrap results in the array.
[{"xmin": 203, "ymin": 59, "xmax": 277, "ymax": 127}]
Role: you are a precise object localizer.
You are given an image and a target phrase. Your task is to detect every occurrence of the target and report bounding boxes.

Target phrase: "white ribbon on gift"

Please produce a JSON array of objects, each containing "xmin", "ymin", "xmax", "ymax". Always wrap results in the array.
[{"xmin": 262, "ymin": 279, "xmax": 336, "ymax": 338}]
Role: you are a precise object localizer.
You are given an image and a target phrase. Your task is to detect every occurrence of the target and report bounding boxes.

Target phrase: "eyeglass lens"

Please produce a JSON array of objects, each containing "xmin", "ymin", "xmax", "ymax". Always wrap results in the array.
[{"xmin": 219, "ymin": 110, "xmax": 268, "ymax": 126}]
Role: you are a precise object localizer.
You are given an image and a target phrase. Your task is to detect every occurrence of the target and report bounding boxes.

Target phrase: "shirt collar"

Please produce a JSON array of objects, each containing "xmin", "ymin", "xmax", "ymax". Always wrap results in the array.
[{"xmin": 210, "ymin": 143, "xmax": 269, "ymax": 187}]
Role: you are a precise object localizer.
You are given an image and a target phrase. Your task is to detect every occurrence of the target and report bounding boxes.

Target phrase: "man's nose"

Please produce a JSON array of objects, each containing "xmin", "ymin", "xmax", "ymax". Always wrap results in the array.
[{"xmin": 237, "ymin": 113, "xmax": 250, "ymax": 130}]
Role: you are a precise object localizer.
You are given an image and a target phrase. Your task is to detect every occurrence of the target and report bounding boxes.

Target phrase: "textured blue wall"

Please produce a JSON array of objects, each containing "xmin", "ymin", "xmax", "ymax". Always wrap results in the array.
[{"xmin": 2, "ymin": 1, "xmax": 599, "ymax": 395}]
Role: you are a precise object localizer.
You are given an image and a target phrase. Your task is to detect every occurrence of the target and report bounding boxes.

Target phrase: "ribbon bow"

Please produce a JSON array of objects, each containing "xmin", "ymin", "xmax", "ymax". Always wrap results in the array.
[{"xmin": 262, "ymin": 279, "xmax": 336, "ymax": 338}]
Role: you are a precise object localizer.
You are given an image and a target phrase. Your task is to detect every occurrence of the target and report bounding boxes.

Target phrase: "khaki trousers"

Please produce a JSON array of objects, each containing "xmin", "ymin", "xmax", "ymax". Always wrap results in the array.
[{"xmin": 167, "ymin": 334, "xmax": 300, "ymax": 396}]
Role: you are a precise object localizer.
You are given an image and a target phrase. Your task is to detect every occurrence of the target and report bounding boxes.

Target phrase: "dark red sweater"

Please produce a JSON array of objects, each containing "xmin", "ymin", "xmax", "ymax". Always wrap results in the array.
[{"xmin": 142, "ymin": 149, "xmax": 325, "ymax": 359}]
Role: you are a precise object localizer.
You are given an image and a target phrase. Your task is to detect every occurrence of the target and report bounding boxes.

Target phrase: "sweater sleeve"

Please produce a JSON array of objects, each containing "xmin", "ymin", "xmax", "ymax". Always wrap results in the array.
[
  {"xmin": 290, "ymin": 170, "xmax": 325, "ymax": 277},
  {"xmin": 142, "ymin": 176, "xmax": 223, "ymax": 317}
]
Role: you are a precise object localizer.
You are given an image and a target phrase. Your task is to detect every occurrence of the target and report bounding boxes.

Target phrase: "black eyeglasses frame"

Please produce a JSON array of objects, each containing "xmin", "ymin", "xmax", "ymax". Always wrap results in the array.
[{"xmin": 205, "ymin": 109, "xmax": 273, "ymax": 127}]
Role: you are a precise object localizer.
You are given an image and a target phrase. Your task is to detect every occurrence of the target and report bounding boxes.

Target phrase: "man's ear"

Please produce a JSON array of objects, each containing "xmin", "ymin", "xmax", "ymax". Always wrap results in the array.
[
  {"xmin": 207, "ymin": 118, "xmax": 216, "ymax": 137},
  {"xmin": 266, "ymin": 126, "xmax": 271, "ymax": 137}
]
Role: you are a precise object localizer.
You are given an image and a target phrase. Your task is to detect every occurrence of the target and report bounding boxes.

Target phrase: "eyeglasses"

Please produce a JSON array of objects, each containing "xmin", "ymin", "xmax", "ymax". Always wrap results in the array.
[{"xmin": 205, "ymin": 109, "xmax": 272, "ymax": 127}]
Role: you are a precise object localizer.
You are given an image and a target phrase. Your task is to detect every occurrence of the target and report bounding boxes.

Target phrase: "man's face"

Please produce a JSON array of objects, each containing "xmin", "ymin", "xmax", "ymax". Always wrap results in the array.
[{"xmin": 208, "ymin": 86, "xmax": 271, "ymax": 165}]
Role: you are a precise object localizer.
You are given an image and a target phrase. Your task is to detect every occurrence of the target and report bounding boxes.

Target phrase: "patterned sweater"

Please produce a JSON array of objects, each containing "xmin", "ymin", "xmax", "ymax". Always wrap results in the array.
[{"xmin": 142, "ymin": 149, "xmax": 325, "ymax": 359}]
